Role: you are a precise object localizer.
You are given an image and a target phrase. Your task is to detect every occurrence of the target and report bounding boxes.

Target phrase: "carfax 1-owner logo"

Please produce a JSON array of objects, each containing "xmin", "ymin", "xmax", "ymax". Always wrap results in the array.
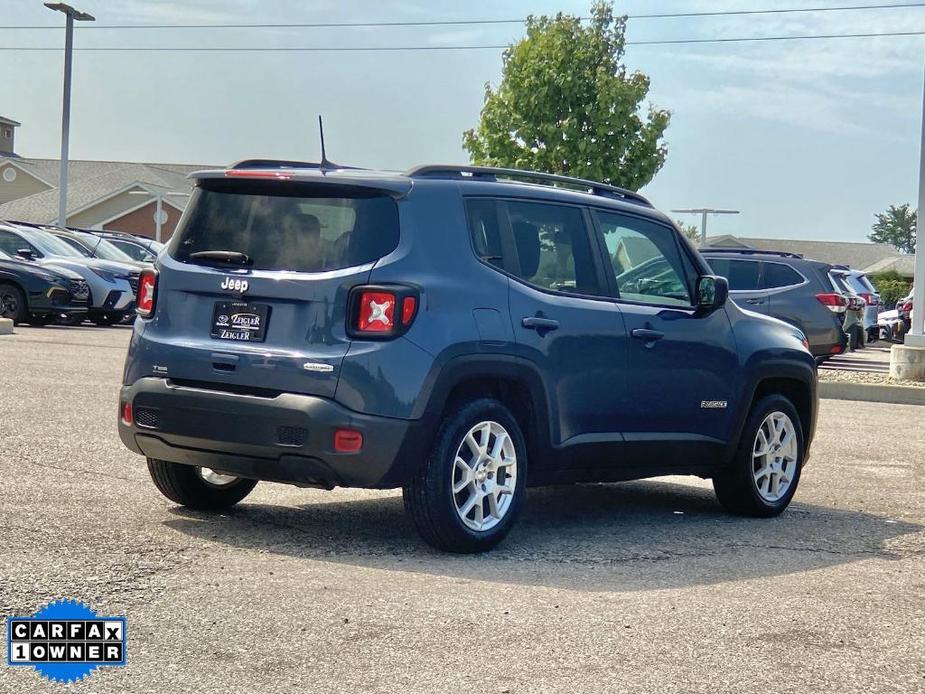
[{"xmin": 6, "ymin": 599, "xmax": 127, "ymax": 684}]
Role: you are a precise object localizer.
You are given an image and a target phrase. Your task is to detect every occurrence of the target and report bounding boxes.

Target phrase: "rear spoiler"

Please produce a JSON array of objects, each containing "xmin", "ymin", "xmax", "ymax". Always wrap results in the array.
[{"xmin": 189, "ymin": 168, "xmax": 413, "ymax": 198}]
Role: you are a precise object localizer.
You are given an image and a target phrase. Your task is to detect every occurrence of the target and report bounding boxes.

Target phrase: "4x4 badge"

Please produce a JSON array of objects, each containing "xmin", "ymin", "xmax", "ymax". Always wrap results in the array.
[{"xmin": 220, "ymin": 277, "xmax": 249, "ymax": 293}]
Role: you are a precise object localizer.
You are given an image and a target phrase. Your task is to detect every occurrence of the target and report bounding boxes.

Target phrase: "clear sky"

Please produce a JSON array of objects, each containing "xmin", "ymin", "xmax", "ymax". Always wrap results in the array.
[{"xmin": 2, "ymin": 0, "xmax": 924, "ymax": 242}]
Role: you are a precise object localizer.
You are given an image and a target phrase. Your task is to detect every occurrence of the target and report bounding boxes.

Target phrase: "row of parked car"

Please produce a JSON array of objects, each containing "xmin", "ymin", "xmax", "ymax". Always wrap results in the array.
[
  {"xmin": 698, "ymin": 248, "xmax": 890, "ymax": 362},
  {"xmin": 0, "ymin": 220, "xmax": 163, "ymax": 326}
]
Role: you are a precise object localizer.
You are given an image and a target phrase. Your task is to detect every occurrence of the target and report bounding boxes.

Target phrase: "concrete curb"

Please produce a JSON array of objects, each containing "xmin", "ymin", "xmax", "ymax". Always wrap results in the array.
[
  {"xmin": 0, "ymin": 318, "xmax": 12, "ymax": 336},
  {"xmin": 819, "ymin": 381, "xmax": 924, "ymax": 406}
]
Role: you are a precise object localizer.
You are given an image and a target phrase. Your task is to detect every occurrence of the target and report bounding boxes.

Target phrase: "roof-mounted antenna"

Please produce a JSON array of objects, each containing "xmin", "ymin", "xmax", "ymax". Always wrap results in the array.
[{"xmin": 319, "ymin": 115, "xmax": 334, "ymax": 174}]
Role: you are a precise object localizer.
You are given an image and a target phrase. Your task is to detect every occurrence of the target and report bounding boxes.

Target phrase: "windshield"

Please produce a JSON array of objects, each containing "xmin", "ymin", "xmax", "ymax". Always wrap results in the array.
[
  {"xmin": 56, "ymin": 235, "xmax": 93, "ymax": 257},
  {"xmin": 78, "ymin": 235, "xmax": 136, "ymax": 263},
  {"xmin": 26, "ymin": 229, "xmax": 86, "ymax": 258}
]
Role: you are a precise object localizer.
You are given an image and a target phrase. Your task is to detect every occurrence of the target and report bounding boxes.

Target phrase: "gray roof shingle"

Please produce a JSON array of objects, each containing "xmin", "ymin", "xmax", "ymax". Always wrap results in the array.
[
  {"xmin": 704, "ymin": 235, "xmax": 904, "ymax": 272},
  {"xmin": 0, "ymin": 157, "xmax": 213, "ymax": 223}
]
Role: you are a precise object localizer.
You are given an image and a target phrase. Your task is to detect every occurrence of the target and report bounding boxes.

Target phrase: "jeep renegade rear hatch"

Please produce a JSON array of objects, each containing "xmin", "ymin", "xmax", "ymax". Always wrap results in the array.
[{"xmin": 154, "ymin": 176, "xmax": 402, "ymax": 398}]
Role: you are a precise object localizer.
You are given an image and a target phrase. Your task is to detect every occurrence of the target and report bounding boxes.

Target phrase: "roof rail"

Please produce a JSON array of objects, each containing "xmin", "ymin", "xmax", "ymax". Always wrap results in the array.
[
  {"xmin": 405, "ymin": 164, "xmax": 652, "ymax": 207},
  {"xmin": 700, "ymin": 247, "xmax": 804, "ymax": 259}
]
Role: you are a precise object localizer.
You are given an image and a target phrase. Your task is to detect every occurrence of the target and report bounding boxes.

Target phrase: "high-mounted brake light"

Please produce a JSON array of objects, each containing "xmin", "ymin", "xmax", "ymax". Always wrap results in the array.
[
  {"xmin": 224, "ymin": 169, "xmax": 292, "ymax": 180},
  {"xmin": 816, "ymin": 293, "xmax": 847, "ymax": 313},
  {"xmin": 136, "ymin": 269, "xmax": 158, "ymax": 318},
  {"xmin": 348, "ymin": 285, "xmax": 419, "ymax": 339}
]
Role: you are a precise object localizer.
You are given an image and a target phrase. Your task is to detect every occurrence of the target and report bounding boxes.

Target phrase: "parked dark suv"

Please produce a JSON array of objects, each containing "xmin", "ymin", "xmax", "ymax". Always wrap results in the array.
[
  {"xmin": 700, "ymin": 249, "xmax": 849, "ymax": 362},
  {"xmin": 119, "ymin": 163, "xmax": 817, "ymax": 552}
]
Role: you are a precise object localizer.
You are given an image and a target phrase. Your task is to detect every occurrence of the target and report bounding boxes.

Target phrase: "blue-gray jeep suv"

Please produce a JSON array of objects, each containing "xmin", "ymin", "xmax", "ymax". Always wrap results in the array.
[{"xmin": 118, "ymin": 162, "xmax": 817, "ymax": 553}]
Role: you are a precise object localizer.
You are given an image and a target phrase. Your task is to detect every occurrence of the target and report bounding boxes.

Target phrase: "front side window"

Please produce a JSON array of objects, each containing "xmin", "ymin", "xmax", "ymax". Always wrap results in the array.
[
  {"xmin": 0, "ymin": 230, "xmax": 40, "ymax": 258},
  {"xmin": 503, "ymin": 200, "xmax": 600, "ymax": 295},
  {"xmin": 595, "ymin": 211, "xmax": 693, "ymax": 306},
  {"xmin": 171, "ymin": 179, "xmax": 400, "ymax": 273},
  {"xmin": 706, "ymin": 258, "xmax": 761, "ymax": 291}
]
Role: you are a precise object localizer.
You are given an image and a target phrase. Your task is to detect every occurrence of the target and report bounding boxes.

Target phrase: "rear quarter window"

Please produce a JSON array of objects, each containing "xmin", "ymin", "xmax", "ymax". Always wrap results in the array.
[
  {"xmin": 762, "ymin": 262, "xmax": 804, "ymax": 289},
  {"xmin": 170, "ymin": 179, "xmax": 400, "ymax": 273}
]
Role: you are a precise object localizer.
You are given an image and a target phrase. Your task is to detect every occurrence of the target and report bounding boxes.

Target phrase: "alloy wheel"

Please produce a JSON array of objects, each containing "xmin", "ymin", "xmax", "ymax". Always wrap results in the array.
[
  {"xmin": 451, "ymin": 420, "xmax": 517, "ymax": 532},
  {"xmin": 0, "ymin": 291, "xmax": 19, "ymax": 319},
  {"xmin": 198, "ymin": 467, "xmax": 239, "ymax": 487},
  {"xmin": 752, "ymin": 412, "xmax": 798, "ymax": 502}
]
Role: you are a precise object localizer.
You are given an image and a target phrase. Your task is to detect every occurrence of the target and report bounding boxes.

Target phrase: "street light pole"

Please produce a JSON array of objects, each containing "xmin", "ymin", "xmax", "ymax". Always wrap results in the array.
[
  {"xmin": 671, "ymin": 208, "xmax": 741, "ymax": 246},
  {"xmin": 907, "ymin": 60, "xmax": 925, "ymax": 346},
  {"xmin": 45, "ymin": 3, "xmax": 95, "ymax": 228}
]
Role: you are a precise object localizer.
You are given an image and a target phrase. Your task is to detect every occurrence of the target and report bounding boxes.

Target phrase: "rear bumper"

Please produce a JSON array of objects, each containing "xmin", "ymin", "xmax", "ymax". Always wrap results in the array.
[{"xmin": 118, "ymin": 377, "xmax": 420, "ymax": 488}]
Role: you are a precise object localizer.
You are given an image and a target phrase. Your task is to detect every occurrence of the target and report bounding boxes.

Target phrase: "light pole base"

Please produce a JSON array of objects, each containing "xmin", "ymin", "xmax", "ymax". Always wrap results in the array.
[
  {"xmin": 890, "ymin": 341, "xmax": 925, "ymax": 381},
  {"xmin": 0, "ymin": 318, "xmax": 13, "ymax": 335}
]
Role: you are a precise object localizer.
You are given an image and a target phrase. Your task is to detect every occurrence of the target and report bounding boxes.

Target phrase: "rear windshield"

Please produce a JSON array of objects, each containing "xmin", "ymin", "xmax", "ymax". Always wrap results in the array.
[{"xmin": 170, "ymin": 179, "xmax": 400, "ymax": 273}]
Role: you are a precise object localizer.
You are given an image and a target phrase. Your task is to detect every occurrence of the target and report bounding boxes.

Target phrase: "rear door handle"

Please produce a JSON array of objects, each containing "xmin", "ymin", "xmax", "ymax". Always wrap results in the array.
[
  {"xmin": 522, "ymin": 317, "xmax": 560, "ymax": 331},
  {"xmin": 745, "ymin": 298, "xmax": 765, "ymax": 305},
  {"xmin": 631, "ymin": 328, "xmax": 665, "ymax": 341}
]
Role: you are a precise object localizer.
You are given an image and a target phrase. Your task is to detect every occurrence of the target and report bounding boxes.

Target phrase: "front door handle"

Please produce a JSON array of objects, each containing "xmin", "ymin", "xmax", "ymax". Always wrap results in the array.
[
  {"xmin": 522, "ymin": 316, "xmax": 560, "ymax": 331},
  {"xmin": 631, "ymin": 328, "xmax": 665, "ymax": 341}
]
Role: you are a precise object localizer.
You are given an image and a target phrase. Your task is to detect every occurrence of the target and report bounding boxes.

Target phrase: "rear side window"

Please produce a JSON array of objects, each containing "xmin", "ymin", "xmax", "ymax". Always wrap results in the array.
[
  {"xmin": 465, "ymin": 199, "xmax": 504, "ymax": 270},
  {"xmin": 170, "ymin": 180, "xmax": 399, "ymax": 273},
  {"xmin": 705, "ymin": 258, "xmax": 761, "ymax": 291},
  {"xmin": 504, "ymin": 201, "xmax": 600, "ymax": 295},
  {"xmin": 762, "ymin": 262, "xmax": 804, "ymax": 289}
]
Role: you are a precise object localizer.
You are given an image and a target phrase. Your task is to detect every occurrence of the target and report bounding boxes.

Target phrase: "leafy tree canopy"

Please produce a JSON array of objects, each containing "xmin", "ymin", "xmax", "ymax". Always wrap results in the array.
[
  {"xmin": 463, "ymin": 2, "xmax": 670, "ymax": 191},
  {"xmin": 869, "ymin": 203, "xmax": 916, "ymax": 254}
]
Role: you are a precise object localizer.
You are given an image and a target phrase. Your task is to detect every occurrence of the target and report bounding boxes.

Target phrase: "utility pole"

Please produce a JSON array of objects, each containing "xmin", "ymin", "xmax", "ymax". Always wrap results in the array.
[
  {"xmin": 672, "ymin": 208, "xmax": 740, "ymax": 247},
  {"xmin": 45, "ymin": 3, "xmax": 95, "ymax": 227}
]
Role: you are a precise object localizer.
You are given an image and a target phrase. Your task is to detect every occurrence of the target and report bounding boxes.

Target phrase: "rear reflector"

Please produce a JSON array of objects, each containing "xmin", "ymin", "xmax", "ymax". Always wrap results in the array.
[
  {"xmin": 816, "ymin": 293, "xmax": 847, "ymax": 313},
  {"xmin": 136, "ymin": 269, "xmax": 158, "ymax": 318},
  {"xmin": 830, "ymin": 344, "xmax": 844, "ymax": 354},
  {"xmin": 120, "ymin": 401, "xmax": 133, "ymax": 425},
  {"xmin": 334, "ymin": 428, "xmax": 363, "ymax": 453}
]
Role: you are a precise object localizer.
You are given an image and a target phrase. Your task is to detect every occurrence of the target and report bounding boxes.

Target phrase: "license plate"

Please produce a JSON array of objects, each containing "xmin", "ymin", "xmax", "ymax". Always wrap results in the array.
[{"xmin": 211, "ymin": 301, "xmax": 270, "ymax": 342}]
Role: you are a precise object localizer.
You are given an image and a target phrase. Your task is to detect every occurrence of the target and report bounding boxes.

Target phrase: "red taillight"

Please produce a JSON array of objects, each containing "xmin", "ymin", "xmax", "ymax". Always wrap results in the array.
[
  {"xmin": 349, "ymin": 285, "xmax": 418, "ymax": 338},
  {"xmin": 401, "ymin": 296, "xmax": 417, "ymax": 326},
  {"xmin": 830, "ymin": 344, "xmax": 844, "ymax": 355},
  {"xmin": 816, "ymin": 293, "xmax": 847, "ymax": 313},
  {"xmin": 136, "ymin": 269, "xmax": 157, "ymax": 318},
  {"xmin": 858, "ymin": 292, "xmax": 877, "ymax": 306},
  {"xmin": 901, "ymin": 301, "xmax": 913, "ymax": 313},
  {"xmin": 120, "ymin": 401, "xmax": 133, "ymax": 425},
  {"xmin": 224, "ymin": 169, "xmax": 292, "ymax": 180},
  {"xmin": 334, "ymin": 428, "xmax": 363, "ymax": 453},
  {"xmin": 357, "ymin": 291, "xmax": 396, "ymax": 333}
]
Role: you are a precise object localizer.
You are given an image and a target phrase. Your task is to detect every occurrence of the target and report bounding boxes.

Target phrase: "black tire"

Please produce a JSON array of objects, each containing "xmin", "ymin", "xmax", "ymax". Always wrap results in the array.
[
  {"xmin": 713, "ymin": 394, "xmax": 804, "ymax": 518},
  {"xmin": 146, "ymin": 458, "xmax": 257, "ymax": 510},
  {"xmin": 0, "ymin": 283, "xmax": 26, "ymax": 324},
  {"xmin": 26, "ymin": 313, "xmax": 55, "ymax": 326},
  {"xmin": 403, "ymin": 398, "xmax": 527, "ymax": 553}
]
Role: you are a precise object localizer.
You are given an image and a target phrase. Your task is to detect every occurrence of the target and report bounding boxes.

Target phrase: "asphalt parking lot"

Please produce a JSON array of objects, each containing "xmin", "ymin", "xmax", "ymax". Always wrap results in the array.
[{"xmin": 0, "ymin": 326, "xmax": 923, "ymax": 693}]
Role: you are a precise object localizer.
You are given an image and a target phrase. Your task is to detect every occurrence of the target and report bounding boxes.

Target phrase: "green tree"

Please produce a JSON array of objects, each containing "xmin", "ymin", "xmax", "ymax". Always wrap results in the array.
[
  {"xmin": 463, "ymin": 2, "xmax": 670, "ymax": 191},
  {"xmin": 869, "ymin": 204, "xmax": 916, "ymax": 254},
  {"xmin": 675, "ymin": 221, "xmax": 699, "ymax": 244},
  {"xmin": 869, "ymin": 269, "xmax": 911, "ymax": 308}
]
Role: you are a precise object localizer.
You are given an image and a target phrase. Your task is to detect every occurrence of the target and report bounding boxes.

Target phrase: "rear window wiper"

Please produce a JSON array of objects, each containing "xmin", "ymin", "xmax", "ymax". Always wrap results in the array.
[{"xmin": 188, "ymin": 250, "xmax": 253, "ymax": 267}]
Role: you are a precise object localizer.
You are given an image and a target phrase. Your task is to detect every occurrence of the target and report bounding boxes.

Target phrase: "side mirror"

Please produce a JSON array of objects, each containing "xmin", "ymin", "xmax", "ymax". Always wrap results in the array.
[
  {"xmin": 15, "ymin": 248, "xmax": 34, "ymax": 260},
  {"xmin": 697, "ymin": 275, "xmax": 728, "ymax": 311}
]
